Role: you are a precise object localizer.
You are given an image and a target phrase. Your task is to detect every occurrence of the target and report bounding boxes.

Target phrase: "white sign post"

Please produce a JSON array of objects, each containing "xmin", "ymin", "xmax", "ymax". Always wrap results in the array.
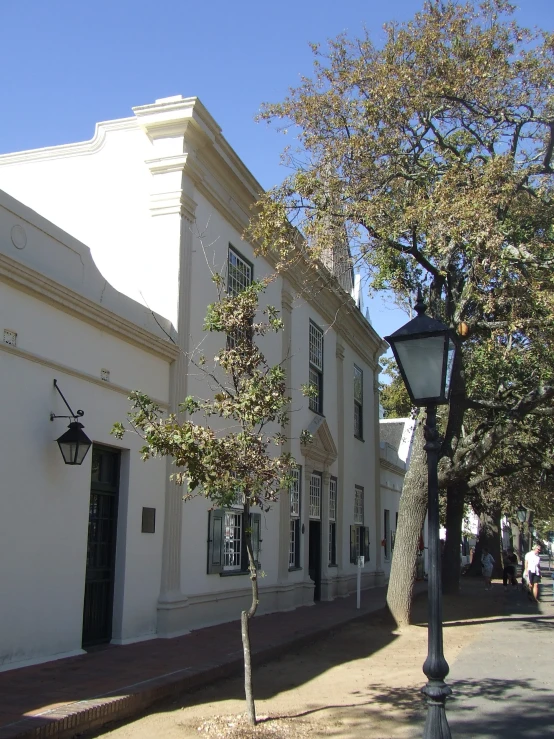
[{"xmin": 356, "ymin": 555, "xmax": 365, "ymax": 609}]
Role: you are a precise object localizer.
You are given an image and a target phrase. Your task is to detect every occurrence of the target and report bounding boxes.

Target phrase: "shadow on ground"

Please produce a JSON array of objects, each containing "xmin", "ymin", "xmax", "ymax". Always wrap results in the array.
[{"xmin": 83, "ymin": 578, "xmax": 551, "ymax": 738}]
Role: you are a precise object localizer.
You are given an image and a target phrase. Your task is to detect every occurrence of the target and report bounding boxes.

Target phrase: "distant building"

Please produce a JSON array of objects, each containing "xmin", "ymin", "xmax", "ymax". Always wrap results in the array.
[{"xmin": 379, "ymin": 418, "xmax": 416, "ymax": 577}]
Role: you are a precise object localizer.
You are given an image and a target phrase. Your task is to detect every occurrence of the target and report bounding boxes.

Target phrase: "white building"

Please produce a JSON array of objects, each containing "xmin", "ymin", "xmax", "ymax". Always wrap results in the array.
[
  {"xmin": 379, "ymin": 418, "xmax": 416, "ymax": 575},
  {"xmin": 0, "ymin": 96, "xmax": 398, "ymax": 671}
]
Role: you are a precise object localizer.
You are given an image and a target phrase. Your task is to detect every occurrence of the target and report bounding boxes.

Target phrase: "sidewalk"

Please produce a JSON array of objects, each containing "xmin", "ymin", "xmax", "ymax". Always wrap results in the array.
[
  {"xmin": 0, "ymin": 583, "xmax": 406, "ymax": 739},
  {"xmin": 445, "ymin": 556, "xmax": 554, "ymax": 738}
]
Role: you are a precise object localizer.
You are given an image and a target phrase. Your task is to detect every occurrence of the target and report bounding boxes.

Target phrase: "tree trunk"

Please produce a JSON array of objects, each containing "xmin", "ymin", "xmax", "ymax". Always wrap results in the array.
[
  {"xmin": 442, "ymin": 480, "xmax": 468, "ymax": 594},
  {"xmin": 241, "ymin": 502, "xmax": 259, "ymax": 726},
  {"xmin": 386, "ymin": 413, "xmax": 428, "ymax": 626},
  {"xmin": 468, "ymin": 508, "xmax": 503, "ymax": 579}
]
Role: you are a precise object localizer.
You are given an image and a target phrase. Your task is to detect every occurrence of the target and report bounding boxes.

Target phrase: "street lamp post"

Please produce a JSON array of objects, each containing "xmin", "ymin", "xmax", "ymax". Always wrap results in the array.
[{"xmin": 385, "ymin": 290, "xmax": 456, "ymax": 739}]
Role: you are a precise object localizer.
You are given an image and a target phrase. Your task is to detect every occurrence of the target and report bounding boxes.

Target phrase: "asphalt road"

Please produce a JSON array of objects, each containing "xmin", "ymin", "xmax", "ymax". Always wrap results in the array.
[{"xmin": 445, "ymin": 558, "xmax": 554, "ymax": 738}]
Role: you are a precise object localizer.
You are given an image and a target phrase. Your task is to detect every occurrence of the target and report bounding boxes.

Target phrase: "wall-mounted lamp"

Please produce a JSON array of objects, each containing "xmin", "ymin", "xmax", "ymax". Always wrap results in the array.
[{"xmin": 50, "ymin": 379, "xmax": 92, "ymax": 465}]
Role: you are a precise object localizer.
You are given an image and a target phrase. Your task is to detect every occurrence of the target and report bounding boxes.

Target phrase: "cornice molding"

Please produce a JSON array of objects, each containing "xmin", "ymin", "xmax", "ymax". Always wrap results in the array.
[
  {"xmin": 0, "ymin": 119, "xmax": 136, "ymax": 165},
  {"xmin": 0, "ymin": 253, "xmax": 180, "ymax": 361},
  {"xmin": 283, "ymin": 266, "xmax": 387, "ymax": 370},
  {"xmin": 380, "ymin": 457, "xmax": 407, "ymax": 475},
  {"xmin": 149, "ymin": 191, "xmax": 198, "ymax": 221},
  {"xmin": 281, "ymin": 289, "xmax": 294, "ymax": 314},
  {"xmin": 0, "ymin": 342, "xmax": 169, "ymax": 408},
  {"xmin": 146, "ymin": 154, "xmax": 190, "ymax": 175},
  {"xmin": 381, "ymin": 479, "xmax": 405, "ymax": 492}
]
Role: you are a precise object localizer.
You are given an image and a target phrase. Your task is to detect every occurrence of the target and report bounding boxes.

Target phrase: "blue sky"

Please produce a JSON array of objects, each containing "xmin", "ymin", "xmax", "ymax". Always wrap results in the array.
[{"xmin": 1, "ymin": 0, "xmax": 553, "ymax": 339}]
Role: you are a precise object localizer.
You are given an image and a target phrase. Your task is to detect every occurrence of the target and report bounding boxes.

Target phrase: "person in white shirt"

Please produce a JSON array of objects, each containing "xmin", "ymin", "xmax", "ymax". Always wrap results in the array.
[
  {"xmin": 481, "ymin": 548, "xmax": 495, "ymax": 590},
  {"xmin": 524, "ymin": 544, "xmax": 542, "ymax": 601}
]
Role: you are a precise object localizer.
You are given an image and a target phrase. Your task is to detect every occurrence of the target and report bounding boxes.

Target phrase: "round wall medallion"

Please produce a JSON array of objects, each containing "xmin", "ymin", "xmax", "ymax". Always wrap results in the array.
[{"xmin": 11, "ymin": 224, "xmax": 27, "ymax": 250}]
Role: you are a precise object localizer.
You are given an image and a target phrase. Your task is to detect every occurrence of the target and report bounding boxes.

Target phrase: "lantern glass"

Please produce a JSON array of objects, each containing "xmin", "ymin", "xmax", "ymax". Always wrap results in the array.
[
  {"xmin": 516, "ymin": 506, "xmax": 527, "ymax": 524},
  {"xmin": 393, "ymin": 335, "xmax": 447, "ymax": 402},
  {"xmin": 385, "ymin": 292, "xmax": 456, "ymax": 406},
  {"xmin": 56, "ymin": 422, "xmax": 92, "ymax": 466}
]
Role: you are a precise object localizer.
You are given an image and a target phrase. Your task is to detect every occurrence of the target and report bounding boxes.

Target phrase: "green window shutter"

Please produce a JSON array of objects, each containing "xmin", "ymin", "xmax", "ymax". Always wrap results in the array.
[
  {"xmin": 350, "ymin": 525, "xmax": 357, "ymax": 564},
  {"xmin": 363, "ymin": 527, "xmax": 370, "ymax": 562},
  {"xmin": 250, "ymin": 512, "xmax": 262, "ymax": 569},
  {"xmin": 207, "ymin": 510, "xmax": 224, "ymax": 574}
]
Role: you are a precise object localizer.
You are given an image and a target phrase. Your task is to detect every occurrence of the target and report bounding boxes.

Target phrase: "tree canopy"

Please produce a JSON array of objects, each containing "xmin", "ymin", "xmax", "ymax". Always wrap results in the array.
[
  {"xmin": 248, "ymin": 0, "xmax": 554, "ymax": 622},
  {"xmin": 250, "ymin": 0, "xmax": 554, "ymax": 494}
]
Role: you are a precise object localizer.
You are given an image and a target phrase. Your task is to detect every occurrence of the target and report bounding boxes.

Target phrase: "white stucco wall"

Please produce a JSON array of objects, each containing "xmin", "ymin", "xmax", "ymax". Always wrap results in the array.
[
  {"xmin": 0, "ymin": 96, "xmax": 388, "ymax": 644},
  {"xmin": 0, "ymin": 119, "xmax": 181, "ymax": 324},
  {"xmin": 0, "ymin": 192, "xmax": 175, "ymax": 669}
]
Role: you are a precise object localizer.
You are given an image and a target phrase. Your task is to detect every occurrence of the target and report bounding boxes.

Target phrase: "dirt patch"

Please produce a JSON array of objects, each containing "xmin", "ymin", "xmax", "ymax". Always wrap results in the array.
[{"xmin": 91, "ymin": 578, "xmax": 501, "ymax": 739}]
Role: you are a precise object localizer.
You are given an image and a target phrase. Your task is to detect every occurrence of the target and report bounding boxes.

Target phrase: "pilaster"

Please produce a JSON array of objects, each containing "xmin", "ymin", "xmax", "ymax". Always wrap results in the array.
[
  {"xmin": 335, "ymin": 341, "xmax": 345, "ymax": 575},
  {"xmin": 303, "ymin": 463, "xmax": 314, "ymax": 588},
  {"xmin": 320, "ymin": 470, "xmax": 331, "ymax": 584},
  {"xmin": 278, "ymin": 286, "xmax": 294, "ymax": 582},
  {"xmin": 134, "ymin": 97, "xmax": 201, "ymax": 633},
  {"xmin": 373, "ymin": 371, "xmax": 384, "ymax": 578}
]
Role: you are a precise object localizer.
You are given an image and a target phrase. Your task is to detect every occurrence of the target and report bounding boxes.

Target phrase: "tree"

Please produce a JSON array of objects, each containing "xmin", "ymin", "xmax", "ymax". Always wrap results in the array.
[
  {"xmin": 112, "ymin": 276, "xmax": 305, "ymax": 725},
  {"xmin": 249, "ymin": 0, "xmax": 554, "ymax": 625},
  {"xmin": 379, "ymin": 357, "xmax": 414, "ymax": 419}
]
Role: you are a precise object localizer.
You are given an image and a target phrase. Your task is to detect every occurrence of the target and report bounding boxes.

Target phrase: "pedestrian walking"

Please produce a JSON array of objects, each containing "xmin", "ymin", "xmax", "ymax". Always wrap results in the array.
[
  {"xmin": 524, "ymin": 544, "xmax": 542, "ymax": 601},
  {"xmin": 481, "ymin": 548, "xmax": 495, "ymax": 590},
  {"xmin": 503, "ymin": 548, "xmax": 518, "ymax": 589}
]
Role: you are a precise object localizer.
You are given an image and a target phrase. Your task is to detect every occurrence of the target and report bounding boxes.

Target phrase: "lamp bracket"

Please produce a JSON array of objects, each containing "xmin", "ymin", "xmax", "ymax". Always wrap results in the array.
[{"xmin": 50, "ymin": 379, "xmax": 85, "ymax": 422}]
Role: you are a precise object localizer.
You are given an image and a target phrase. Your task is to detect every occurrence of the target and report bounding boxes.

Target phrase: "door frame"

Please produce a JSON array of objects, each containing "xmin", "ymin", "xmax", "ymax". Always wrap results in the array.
[
  {"xmin": 309, "ymin": 520, "xmax": 322, "ymax": 601},
  {"xmin": 82, "ymin": 444, "xmax": 121, "ymax": 648}
]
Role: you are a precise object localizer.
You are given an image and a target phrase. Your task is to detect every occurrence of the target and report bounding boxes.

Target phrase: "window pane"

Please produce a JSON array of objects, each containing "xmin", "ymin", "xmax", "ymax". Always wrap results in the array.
[
  {"xmin": 354, "ymin": 486, "xmax": 364, "ymax": 524},
  {"xmin": 329, "ymin": 522, "xmax": 336, "ymax": 565},
  {"xmin": 354, "ymin": 365, "xmax": 363, "ymax": 403},
  {"xmin": 289, "ymin": 519, "xmax": 297, "ymax": 567},
  {"xmin": 355, "ymin": 525, "xmax": 362, "ymax": 556},
  {"xmin": 223, "ymin": 512, "xmax": 242, "ymax": 569},
  {"xmin": 309, "ymin": 367, "xmax": 321, "ymax": 412},
  {"xmin": 310, "ymin": 473, "xmax": 321, "ymax": 519},
  {"xmin": 354, "ymin": 402, "xmax": 362, "ymax": 437},
  {"xmin": 309, "ymin": 322, "xmax": 323, "ymax": 370},
  {"xmin": 227, "ymin": 248, "xmax": 252, "ymax": 296},
  {"xmin": 384, "ymin": 509, "xmax": 390, "ymax": 559},
  {"xmin": 290, "ymin": 467, "xmax": 300, "ymax": 517},
  {"xmin": 329, "ymin": 478, "xmax": 337, "ymax": 522}
]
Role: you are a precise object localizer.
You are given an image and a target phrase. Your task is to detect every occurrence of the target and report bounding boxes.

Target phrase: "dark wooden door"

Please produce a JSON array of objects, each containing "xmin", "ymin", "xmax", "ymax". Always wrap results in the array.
[
  {"xmin": 82, "ymin": 446, "xmax": 120, "ymax": 647},
  {"xmin": 309, "ymin": 521, "xmax": 322, "ymax": 601}
]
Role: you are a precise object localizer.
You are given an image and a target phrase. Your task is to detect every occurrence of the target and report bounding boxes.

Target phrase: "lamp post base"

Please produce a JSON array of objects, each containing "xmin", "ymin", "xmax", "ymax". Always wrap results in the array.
[{"xmin": 422, "ymin": 681, "xmax": 452, "ymax": 738}]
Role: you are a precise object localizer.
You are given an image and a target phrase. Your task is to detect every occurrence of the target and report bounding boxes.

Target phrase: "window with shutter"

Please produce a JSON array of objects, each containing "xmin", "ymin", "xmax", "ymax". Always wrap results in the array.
[
  {"xmin": 207, "ymin": 510, "xmax": 224, "ymax": 574},
  {"xmin": 329, "ymin": 477, "xmax": 337, "ymax": 565},
  {"xmin": 350, "ymin": 525, "xmax": 357, "ymax": 564},
  {"xmin": 207, "ymin": 508, "xmax": 262, "ymax": 575},
  {"xmin": 350, "ymin": 523, "xmax": 370, "ymax": 564},
  {"xmin": 354, "ymin": 485, "xmax": 364, "ymax": 524},
  {"xmin": 354, "ymin": 365, "xmax": 363, "ymax": 439},
  {"xmin": 363, "ymin": 526, "xmax": 370, "ymax": 562},
  {"xmin": 289, "ymin": 467, "xmax": 301, "ymax": 569},
  {"xmin": 384, "ymin": 509, "xmax": 391, "ymax": 560},
  {"xmin": 250, "ymin": 512, "xmax": 262, "ymax": 569}
]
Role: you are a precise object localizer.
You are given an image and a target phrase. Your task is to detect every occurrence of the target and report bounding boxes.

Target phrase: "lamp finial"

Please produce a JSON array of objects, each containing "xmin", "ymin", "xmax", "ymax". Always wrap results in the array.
[{"xmin": 414, "ymin": 288, "xmax": 426, "ymax": 316}]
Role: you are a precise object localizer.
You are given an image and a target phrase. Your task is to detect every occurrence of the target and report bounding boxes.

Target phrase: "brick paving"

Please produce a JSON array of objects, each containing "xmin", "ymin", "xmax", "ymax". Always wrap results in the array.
[{"xmin": 0, "ymin": 583, "xmax": 403, "ymax": 739}]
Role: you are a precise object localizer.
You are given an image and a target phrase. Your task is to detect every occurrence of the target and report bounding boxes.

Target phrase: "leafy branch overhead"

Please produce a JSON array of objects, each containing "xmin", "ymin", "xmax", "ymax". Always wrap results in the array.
[{"xmin": 112, "ymin": 278, "xmax": 304, "ymax": 511}]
